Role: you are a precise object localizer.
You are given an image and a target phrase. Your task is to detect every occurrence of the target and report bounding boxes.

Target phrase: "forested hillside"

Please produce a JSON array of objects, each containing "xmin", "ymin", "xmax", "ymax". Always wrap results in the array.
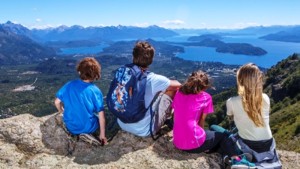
[{"xmin": 264, "ymin": 53, "xmax": 300, "ymax": 152}]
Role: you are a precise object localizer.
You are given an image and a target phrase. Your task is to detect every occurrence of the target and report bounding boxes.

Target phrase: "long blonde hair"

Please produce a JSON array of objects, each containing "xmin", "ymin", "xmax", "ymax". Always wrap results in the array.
[{"xmin": 237, "ymin": 63, "xmax": 264, "ymax": 127}]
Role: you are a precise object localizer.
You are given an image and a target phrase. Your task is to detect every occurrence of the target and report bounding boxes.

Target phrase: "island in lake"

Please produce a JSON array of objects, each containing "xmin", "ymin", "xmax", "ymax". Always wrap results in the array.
[{"xmin": 182, "ymin": 34, "xmax": 267, "ymax": 56}]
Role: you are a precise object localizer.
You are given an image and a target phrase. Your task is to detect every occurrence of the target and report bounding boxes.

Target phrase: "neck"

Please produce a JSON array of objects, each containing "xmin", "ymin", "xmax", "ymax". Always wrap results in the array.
[
  {"xmin": 139, "ymin": 66, "xmax": 148, "ymax": 72},
  {"xmin": 83, "ymin": 79, "xmax": 92, "ymax": 83}
]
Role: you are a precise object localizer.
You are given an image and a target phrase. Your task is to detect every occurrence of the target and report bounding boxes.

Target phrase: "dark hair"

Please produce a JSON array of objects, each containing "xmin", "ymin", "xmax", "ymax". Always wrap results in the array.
[
  {"xmin": 132, "ymin": 41, "xmax": 155, "ymax": 68},
  {"xmin": 179, "ymin": 70, "xmax": 211, "ymax": 94},
  {"xmin": 76, "ymin": 57, "xmax": 101, "ymax": 81}
]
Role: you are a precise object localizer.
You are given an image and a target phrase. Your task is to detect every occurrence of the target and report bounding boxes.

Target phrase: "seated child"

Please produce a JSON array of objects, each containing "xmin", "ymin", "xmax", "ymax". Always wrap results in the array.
[{"xmin": 172, "ymin": 70, "xmax": 227, "ymax": 154}]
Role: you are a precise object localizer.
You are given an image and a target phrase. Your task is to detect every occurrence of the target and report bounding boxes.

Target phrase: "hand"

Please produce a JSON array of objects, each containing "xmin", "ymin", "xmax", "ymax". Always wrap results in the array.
[{"xmin": 99, "ymin": 134, "xmax": 108, "ymax": 146}]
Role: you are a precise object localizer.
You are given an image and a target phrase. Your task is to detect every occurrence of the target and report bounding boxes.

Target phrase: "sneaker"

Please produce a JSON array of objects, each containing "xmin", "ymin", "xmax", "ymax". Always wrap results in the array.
[
  {"xmin": 231, "ymin": 154, "xmax": 256, "ymax": 169},
  {"xmin": 241, "ymin": 153, "xmax": 253, "ymax": 162},
  {"xmin": 164, "ymin": 118, "xmax": 173, "ymax": 129},
  {"xmin": 79, "ymin": 134, "xmax": 103, "ymax": 146},
  {"xmin": 223, "ymin": 155, "xmax": 231, "ymax": 169}
]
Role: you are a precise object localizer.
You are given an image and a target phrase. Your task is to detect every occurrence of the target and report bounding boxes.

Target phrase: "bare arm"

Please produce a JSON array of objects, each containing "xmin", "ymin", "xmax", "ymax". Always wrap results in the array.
[
  {"xmin": 166, "ymin": 80, "xmax": 181, "ymax": 91},
  {"xmin": 54, "ymin": 98, "xmax": 64, "ymax": 114},
  {"xmin": 164, "ymin": 80, "xmax": 181, "ymax": 99},
  {"xmin": 98, "ymin": 111, "xmax": 107, "ymax": 144},
  {"xmin": 199, "ymin": 113, "xmax": 207, "ymax": 129}
]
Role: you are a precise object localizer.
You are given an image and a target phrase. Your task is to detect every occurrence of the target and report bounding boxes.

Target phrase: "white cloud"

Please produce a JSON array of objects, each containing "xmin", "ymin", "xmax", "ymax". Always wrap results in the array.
[
  {"xmin": 162, "ymin": 19, "xmax": 185, "ymax": 25},
  {"xmin": 159, "ymin": 19, "xmax": 185, "ymax": 28},
  {"xmin": 28, "ymin": 24, "xmax": 57, "ymax": 29},
  {"xmin": 11, "ymin": 20, "xmax": 19, "ymax": 24},
  {"xmin": 36, "ymin": 18, "xmax": 42, "ymax": 22},
  {"xmin": 218, "ymin": 22, "xmax": 262, "ymax": 29},
  {"xmin": 96, "ymin": 24, "xmax": 106, "ymax": 27},
  {"xmin": 133, "ymin": 22, "xmax": 150, "ymax": 27},
  {"xmin": 234, "ymin": 22, "xmax": 261, "ymax": 28}
]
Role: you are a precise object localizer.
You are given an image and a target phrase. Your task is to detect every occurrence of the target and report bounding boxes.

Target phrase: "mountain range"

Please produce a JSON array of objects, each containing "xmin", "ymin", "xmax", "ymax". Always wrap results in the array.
[
  {"xmin": 32, "ymin": 24, "xmax": 178, "ymax": 42},
  {"xmin": 0, "ymin": 24, "xmax": 55, "ymax": 65},
  {"xmin": 173, "ymin": 25, "xmax": 300, "ymax": 36},
  {"xmin": 1, "ymin": 21, "xmax": 300, "ymax": 65},
  {"xmin": 2, "ymin": 21, "xmax": 300, "ymax": 42},
  {"xmin": 260, "ymin": 27, "xmax": 300, "ymax": 42}
]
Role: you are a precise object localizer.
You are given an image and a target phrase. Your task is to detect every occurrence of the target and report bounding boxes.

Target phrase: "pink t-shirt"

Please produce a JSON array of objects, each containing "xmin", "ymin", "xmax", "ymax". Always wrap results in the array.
[{"xmin": 172, "ymin": 91, "xmax": 214, "ymax": 150}]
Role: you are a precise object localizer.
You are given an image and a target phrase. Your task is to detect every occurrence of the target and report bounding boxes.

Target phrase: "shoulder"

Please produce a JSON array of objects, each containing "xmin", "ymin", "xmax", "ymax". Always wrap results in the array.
[
  {"xmin": 262, "ymin": 93, "xmax": 270, "ymax": 100},
  {"xmin": 147, "ymin": 72, "xmax": 170, "ymax": 82},
  {"xmin": 226, "ymin": 95, "xmax": 240, "ymax": 103},
  {"xmin": 66, "ymin": 79, "xmax": 77, "ymax": 85},
  {"xmin": 60, "ymin": 80, "xmax": 77, "ymax": 88},
  {"xmin": 89, "ymin": 83, "xmax": 101, "ymax": 91},
  {"xmin": 262, "ymin": 93, "xmax": 270, "ymax": 104},
  {"xmin": 147, "ymin": 72, "xmax": 166, "ymax": 78},
  {"xmin": 201, "ymin": 91, "xmax": 212, "ymax": 99}
]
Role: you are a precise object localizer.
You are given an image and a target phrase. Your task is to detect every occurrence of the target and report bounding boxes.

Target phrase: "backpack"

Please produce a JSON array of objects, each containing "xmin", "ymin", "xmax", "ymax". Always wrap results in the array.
[
  {"xmin": 232, "ymin": 135, "xmax": 282, "ymax": 169},
  {"xmin": 107, "ymin": 63, "xmax": 149, "ymax": 123}
]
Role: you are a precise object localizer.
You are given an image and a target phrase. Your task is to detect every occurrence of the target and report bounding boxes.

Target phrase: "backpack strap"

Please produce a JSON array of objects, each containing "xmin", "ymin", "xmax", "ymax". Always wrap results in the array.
[
  {"xmin": 149, "ymin": 92, "xmax": 163, "ymax": 140},
  {"xmin": 125, "ymin": 63, "xmax": 150, "ymax": 77}
]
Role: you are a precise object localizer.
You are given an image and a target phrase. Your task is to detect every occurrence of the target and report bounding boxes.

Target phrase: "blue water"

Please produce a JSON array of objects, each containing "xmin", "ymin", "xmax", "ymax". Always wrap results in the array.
[
  {"xmin": 59, "ymin": 43, "xmax": 109, "ymax": 55},
  {"xmin": 59, "ymin": 35, "xmax": 300, "ymax": 68},
  {"xmin": 175, "ymin": 35, "xmax": 300, "ymax": 68},
  {"xmin": 177, "ymin": 36, "xmax": 300, "ymax": 68}
]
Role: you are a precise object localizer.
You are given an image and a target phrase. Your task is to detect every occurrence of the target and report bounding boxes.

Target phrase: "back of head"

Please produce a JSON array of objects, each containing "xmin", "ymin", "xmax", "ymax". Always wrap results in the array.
[
  {"xmin": 180, "ymin": 70, "xmax": 211, "ymax": 94},
  {"xmin": 132, "ymin": 41, "xmax": 155, "ymax": 68},
  {"xmin": 237, "ymin": 63, "xmax": 264, "ymax": 127},
  {"xmin": 76, "ymin": 57, "xmax": 101, "ymax": 81}
]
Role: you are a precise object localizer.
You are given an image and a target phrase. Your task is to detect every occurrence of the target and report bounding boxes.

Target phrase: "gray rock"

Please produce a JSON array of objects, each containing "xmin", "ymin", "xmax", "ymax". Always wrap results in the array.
[{"xmin": 0, "ymin": 113, "xmax": 298, "ymax": 168}]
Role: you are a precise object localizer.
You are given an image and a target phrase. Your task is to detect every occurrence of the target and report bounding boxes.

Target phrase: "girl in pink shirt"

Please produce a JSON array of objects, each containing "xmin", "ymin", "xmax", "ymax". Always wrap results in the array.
[{"xmin": 172, "ymin": 70, "xmax": 226, "ymax": 153}]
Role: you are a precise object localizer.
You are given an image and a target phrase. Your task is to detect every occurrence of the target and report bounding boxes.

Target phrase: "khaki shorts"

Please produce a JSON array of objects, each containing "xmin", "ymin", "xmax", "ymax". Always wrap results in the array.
[{"xmin": 151, "ymin": 92, "xmax": 173, "ymax": 135}]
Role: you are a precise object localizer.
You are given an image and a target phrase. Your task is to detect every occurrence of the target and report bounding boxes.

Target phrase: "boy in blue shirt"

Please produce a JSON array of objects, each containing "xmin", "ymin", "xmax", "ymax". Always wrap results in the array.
[{"xmin": 54, "ymin": 57, "xmax": 107, "ymax": 145}]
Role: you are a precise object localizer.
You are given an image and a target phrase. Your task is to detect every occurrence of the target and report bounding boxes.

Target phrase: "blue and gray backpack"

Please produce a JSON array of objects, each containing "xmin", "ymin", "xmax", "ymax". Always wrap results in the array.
[{"xmin": 107, "ymin": 63, "xmax": 149, "ymax": 123}]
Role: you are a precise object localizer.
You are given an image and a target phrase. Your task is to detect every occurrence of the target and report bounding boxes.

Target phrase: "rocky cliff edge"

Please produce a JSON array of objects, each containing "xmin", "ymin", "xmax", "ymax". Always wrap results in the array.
[{"xmin": 0, "ymin": 114, "xmax": 298, "ymax": 169}]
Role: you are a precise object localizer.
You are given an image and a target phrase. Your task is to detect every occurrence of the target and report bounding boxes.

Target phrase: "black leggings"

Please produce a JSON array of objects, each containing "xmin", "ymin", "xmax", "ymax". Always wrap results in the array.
[{"xmin": 185, "ymin": 130, "xmax": 227, "ymax": 154}]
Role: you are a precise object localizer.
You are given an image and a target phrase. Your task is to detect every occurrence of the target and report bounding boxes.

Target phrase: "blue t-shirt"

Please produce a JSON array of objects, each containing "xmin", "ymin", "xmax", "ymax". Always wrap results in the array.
[
  {"xmin": 56, "ymin": 79, "xmax": 104, "ymax": 135},
  {"xmin": 117, "ymin": 72, "xmax": 170, "ymax": 137}
]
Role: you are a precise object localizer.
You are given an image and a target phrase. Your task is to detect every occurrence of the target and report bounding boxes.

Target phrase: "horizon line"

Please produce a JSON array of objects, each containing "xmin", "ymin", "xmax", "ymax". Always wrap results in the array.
[{"xmin": 2, "ymin": 21, "xmax": 300, "ymax": 30}]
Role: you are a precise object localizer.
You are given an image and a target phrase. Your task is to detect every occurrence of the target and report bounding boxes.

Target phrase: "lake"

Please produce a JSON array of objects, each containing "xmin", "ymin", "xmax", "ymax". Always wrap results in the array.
[
  {"xmin": 59, "ymin": 43, "xmax": 109, "ymax": 55},
  {"xmin": 60, "ymin": 35, "xmax": 300, "ymax": 68},
  {"xmin": 175, "ymin": 35, "xmax": 300, "ymax": 68}
]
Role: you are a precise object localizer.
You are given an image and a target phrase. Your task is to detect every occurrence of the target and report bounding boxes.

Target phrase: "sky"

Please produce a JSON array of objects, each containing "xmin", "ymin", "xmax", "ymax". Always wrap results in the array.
[{"xmin": 1, "ymin": 0, "xmax": 300, "ymax": 29}]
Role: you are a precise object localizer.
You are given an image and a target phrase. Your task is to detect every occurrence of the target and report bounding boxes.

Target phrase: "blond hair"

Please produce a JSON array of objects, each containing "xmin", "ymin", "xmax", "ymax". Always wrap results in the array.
[{"xmin": 237, "ymin": 63, "xmax": 264, "ymax": 127}]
